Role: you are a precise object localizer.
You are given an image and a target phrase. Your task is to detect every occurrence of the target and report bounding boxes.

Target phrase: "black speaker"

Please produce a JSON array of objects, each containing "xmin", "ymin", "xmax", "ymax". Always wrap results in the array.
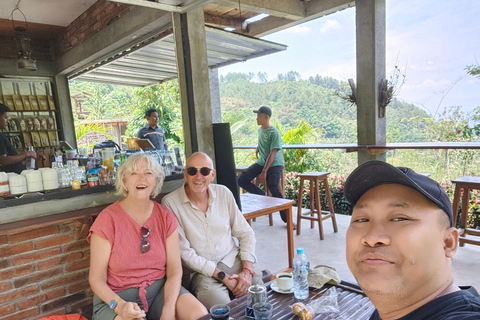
[{"xmin": 213, "ymin": 123, "xmax": 241, "ymax": 210}]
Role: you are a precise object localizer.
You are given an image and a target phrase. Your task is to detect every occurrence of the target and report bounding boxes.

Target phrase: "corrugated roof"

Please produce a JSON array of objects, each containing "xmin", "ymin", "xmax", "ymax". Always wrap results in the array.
[{"xmin": 70, "ymin": 26, "xmax": 287, "ymax": 87}]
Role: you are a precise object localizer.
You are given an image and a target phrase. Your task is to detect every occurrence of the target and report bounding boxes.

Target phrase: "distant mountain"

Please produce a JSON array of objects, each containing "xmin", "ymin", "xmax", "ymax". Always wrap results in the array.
[{"xmin": 219, "ymin": 72, "xmax": 431, "ymax": 144}]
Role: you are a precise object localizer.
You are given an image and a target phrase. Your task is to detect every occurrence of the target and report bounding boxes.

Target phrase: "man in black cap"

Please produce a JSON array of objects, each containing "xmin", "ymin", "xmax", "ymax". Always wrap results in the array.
[
  {"xmin": 0, "ymin": 103, "xmax": 37, "ymax": 173},
  {"xmin": 238, "ymin": 106, "xmax": 290, "ymax": 226},
  {"xmin": 344, "ymin": 160, "xmax": 480, "ymax": 320}
]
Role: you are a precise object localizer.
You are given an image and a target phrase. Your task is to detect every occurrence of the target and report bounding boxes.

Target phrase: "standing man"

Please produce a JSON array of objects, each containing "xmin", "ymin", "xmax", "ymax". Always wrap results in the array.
[
  {"xmin": 0, "ymin": 103, "xmax": 37, "ymax": 174},
  {"xmin": 162, "ymin": 152, "xmax": 262, "ymax": 309},
  {"xmin": 344, "ymin": 160, "xmax": 480, "ymax": 320},
  {"xmin": 238, "ymin": 106, "xmax": 289, "ymax": 225},
  {"xmin": 136, "ymin": 108, "xmax": 168, "ymax": 151}
]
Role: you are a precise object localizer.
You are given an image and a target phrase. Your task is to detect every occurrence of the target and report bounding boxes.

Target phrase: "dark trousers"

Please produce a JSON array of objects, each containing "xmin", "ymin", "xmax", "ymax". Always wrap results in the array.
[{"xmin": 238, "ymin": 164, "xmax": 287, "ymax": 222}]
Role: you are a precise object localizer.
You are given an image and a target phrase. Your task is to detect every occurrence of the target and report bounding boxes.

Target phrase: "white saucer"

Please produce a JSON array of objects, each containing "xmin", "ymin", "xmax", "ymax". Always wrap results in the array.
[{"xmin": 270, "ymin": 281, "xmax": 294, "ymax": 294}]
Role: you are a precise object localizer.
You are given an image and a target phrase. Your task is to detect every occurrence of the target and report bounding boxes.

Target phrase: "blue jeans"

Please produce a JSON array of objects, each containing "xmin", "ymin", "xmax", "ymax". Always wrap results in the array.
[{"xmin": 238, "ymin": 164, "xmax": 287, "ymax": 223}]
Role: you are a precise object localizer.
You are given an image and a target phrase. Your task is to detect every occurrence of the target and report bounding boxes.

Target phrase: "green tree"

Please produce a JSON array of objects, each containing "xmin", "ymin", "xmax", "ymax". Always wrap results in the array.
[{"xmin": 125, "ymin": 81, "xmax": 182, "ymax": 145}]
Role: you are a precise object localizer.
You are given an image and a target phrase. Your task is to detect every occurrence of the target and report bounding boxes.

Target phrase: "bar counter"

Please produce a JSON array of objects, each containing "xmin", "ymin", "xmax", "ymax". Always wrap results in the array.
[{"xmin": 0, "ymin": 175, "xmax": 184, "ymax": 320}]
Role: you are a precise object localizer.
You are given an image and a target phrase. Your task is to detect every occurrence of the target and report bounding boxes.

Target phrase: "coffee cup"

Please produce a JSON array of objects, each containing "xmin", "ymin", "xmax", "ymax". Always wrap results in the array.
[{"xmin": 276, "ymin": 272, "xmax": 293, "ymax": 291}]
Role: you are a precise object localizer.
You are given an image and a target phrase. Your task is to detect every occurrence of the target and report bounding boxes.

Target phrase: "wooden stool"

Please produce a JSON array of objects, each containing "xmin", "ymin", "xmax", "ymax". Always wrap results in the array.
[
  {"xmin": 451, "ymin": 176, "xmax": 480, "ymax": 246},
  {"xmin": 296, "ymin": 172, "xmax": 338, "ymax": 240}
]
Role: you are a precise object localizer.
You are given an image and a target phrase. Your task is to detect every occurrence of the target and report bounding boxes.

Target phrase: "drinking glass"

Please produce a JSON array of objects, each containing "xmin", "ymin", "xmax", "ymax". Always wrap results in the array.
[
  {"xmin": 209, "ymin": 304, "xmax": 230, "ymax": 320},
  {"xmin": 253, "ymin": 302, "xmax": 273, "ymax": 320}
]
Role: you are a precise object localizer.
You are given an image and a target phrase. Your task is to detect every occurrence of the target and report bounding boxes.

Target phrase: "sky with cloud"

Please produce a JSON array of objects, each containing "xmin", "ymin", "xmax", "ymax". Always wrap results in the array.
[{"xmin": 218, "ymin": 1, "xmax": 480, "ymax": 118}]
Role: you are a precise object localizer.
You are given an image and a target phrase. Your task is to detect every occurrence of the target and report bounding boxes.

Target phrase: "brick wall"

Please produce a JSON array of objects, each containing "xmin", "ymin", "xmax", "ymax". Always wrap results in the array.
[
  {"xmin": 0, "ymin": 217, "xmax": 94, "ymax": 320},
  {"xmin": 0, "ymin": 0, "xmax": 134, "ymax": 61},
  {"xmin": 55, "ymin": 0, "xmax": 134, "ymax": 57}
]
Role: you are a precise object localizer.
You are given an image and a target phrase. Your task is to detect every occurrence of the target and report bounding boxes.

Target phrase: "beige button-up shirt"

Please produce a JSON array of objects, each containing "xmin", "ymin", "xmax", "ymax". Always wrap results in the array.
[{"xmin": 162, "ymin": 184, "xmax": 257, "ymax": 277}]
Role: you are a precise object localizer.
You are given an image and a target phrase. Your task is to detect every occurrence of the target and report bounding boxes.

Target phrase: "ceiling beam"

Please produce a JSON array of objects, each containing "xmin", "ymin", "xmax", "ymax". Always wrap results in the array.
[
  {"xmin": 243, "ymin": 0, "xmax": 354, "ymax": 36},
  {"xmin": 204, "ymin": 12, "xmax": 245, "ymax": 29},
  {"xmin": 213, "ymin": 0, "xmax": 305, "ymax": 20},
  {"xmin": 108, "ymin": 0, "xmax": 212, "ymax": 13}
]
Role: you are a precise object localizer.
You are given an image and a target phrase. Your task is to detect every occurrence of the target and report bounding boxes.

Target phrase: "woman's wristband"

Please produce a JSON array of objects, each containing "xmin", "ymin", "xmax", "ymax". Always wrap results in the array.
[{"xmin": 243, "ymin": 267, "xmax": 254, "ymax": 277}]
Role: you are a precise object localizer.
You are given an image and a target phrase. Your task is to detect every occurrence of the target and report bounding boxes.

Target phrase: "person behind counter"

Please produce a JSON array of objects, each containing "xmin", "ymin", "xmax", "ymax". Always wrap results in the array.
[
  {"xmin": 0, "ymin": 103, "xmax": 37, "ymax": 174},
  {"xmin": 137, "ymin": 108, "xmax": 168, "ymax": 151},
  {"xmin": 88, "ymin": 153, "xmax": 207, "ymax": 320}
]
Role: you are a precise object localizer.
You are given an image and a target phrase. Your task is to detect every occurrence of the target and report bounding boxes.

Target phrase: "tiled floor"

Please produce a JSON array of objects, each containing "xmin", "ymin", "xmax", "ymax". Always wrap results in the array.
[{"xmin": 250, "ymin": 207, "xmax": 480, "ymax": 290}]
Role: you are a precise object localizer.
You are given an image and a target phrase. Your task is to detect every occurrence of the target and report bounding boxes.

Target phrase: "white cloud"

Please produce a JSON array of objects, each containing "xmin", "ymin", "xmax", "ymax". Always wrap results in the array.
[
  {"xmin": 284, "ymin": 25, "xmax": 311, "ymax": 34},
  {"xmin": 320, "ymin": 19, "xmax": 340, "ymax": 33}
]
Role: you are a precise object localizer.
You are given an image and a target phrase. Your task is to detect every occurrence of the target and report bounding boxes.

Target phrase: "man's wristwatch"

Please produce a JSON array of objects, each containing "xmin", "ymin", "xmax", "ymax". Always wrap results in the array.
[
  {"xmin": 109, "ymin": 297, "xmax": 122, "ymax": 310},
  {"xmin": 217, "ymin": 271, "xmax": 226, "ymax": 282}
]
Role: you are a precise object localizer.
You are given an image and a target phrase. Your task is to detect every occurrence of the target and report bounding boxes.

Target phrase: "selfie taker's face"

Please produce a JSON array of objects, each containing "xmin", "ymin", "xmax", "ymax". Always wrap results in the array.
[{"xmin": 346, "ymin": 184, "xmax": 454, "ymax": 298}]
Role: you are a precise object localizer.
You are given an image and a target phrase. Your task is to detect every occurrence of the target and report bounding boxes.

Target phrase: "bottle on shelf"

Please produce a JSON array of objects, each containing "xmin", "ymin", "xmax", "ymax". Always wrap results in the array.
[
  {"xmin": 293, "ymin": 247, "xmax": 309, "ymax": 300},
  {"xmin": 113, "ymin": 150, "xmax": 121, "ymax": 170}
]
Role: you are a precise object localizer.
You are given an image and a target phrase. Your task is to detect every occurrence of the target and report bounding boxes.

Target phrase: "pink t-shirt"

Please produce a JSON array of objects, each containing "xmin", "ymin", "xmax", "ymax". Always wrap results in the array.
[{"xmin": 88, "ymin": 200, "xmax": 177, "ymax": 310}]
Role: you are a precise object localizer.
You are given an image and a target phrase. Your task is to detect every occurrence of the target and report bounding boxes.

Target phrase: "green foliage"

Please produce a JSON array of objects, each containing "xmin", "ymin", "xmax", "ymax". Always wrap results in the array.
[
  {"xmin": 126, "ymin": 81, "xmax": 182, "ymax": 145},
  {"xmin": 75, "ymin": 123, "xmax": 113, "ymax": 150},
  {"xmin": 465, "ymin": 64, "xmax": 480, "ymax": 78}
]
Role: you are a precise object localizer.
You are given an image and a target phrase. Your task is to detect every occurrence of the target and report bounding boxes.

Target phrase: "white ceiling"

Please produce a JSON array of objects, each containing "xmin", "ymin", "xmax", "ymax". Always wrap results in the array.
[{"xmin": 2, "ymin": 0, "xmax": 97, "ymax": 27}]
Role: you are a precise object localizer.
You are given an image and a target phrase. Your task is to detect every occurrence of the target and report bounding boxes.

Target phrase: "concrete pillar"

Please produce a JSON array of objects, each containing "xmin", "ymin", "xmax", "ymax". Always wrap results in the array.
[
  {"xmin": 53, "ymin": 75, "xmax": 77, "ymax": 148},
  {"xmin": 209, "ymin": 68, "xmax": 222, "ymax": 123},
  {"xmin": 172, "ymin": 7, "xmax": 214, "ymax": 160},
  {"xmin": 355, "ymin": 0, "xmax": 386, "ymax": 164}
]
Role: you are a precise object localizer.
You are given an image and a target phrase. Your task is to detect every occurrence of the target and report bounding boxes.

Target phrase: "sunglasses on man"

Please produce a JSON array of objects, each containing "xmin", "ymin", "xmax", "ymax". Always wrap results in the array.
[{"xmin": 186, "ymin": 167, "xmax": 214, "ymax": 176}]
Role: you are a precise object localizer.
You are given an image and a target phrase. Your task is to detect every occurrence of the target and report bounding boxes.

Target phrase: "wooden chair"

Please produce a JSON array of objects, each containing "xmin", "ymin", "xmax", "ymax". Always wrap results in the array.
[
  {"xmin": 451, "ymin": 176, "xmax": 480, "ymax": 246},
  {"xmin": 296, "ymin": 172, "xmax": 338, "ymax": 240}
]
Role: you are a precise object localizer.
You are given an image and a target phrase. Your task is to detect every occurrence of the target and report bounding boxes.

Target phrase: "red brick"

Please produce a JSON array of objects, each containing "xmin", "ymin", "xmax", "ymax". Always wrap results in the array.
[
  {"xmin": 41, "ymin": 292, "xmax": 86, "ymax": 312},
  {"xmin": 0, "ymin": 242, "xmax": 33, "ymax": 257},
  {"xmin": 10, "ymin": 226, "xmax": 59, "ymax": 243},
  {"xmin": 63, "ymin": 239, "xmax": 89, "ymax": 253},
  {"xmin": 17, "ymin": 293, "xmax": 47, "ymax": 310},
  {"xmin": 0, "ymin": 303, "xmax": 14, "ymax": 316},
  {"xmin": 63, "ymin": 251, "xmax": 84, "ymax": 264},
  {"xmin": 46, "ymin": 287, "xmax": 65, "ymax": 300},
  {"xmin": 0, "ymin": 281, "xmax": 12, "ymax": 292},
  {"xmin": 41, "ymin": 271, "xmax": 86, "ymax": 291},
  {"xmin": 35, "ymin": 235, "xmax": 72, "ymax": 250},
  {"xmin": 63, "ymin": 222, "xmax": 74, "ymax": 233},
  {"xmin": 65, "ymin": 258, "xmax": 90, "ymax": 273},
  {"xmin": 0, "ymin": 259, "xmax": 10, "ymax": 269},
  {"xmin": 0, "ymin": 265, "xmax": 34, "ymax": 281},
  {"xmin": 0, "ymin": 235, "xmax": 7, "ymax": 246},
  {"xmin": 68, "ymin": 279, "xmax": 90, "ymax": 294},
  {"xmin": 0, "ymin": 284, "xmax": 38, "ymax": 303},
  {"xmin": 12, "ymin": 248, "xmax": 62, "ymax": 266},
  {"xmin": 71, "ymin": 297, "xmax": 93, "ymax": 314},
  {"xmin": 37, "ymin": 256, "xmax": 62, "ymax": 271},
  {"xmin": 0, "ymin": 307, "xmax": 39, "ymax": 320},
  {"xmin": 14, "ymin": 268, "xmax": 62, "ymax": 288}
]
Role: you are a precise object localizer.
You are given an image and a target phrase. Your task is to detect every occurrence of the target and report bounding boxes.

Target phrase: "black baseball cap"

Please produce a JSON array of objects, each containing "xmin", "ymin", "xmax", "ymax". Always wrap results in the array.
[
  {"xmin": 253, "ymin": 106, "xmax": 272, "ymax": 117},
  {"xmin": 344, "ymin": 160, "xmax": 454, "ymax": 226}
]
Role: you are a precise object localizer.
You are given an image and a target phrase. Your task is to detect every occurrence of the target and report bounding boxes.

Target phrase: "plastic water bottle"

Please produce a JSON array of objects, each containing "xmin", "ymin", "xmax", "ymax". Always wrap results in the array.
[
  {"xmin": 113, "ymin": 150, "xmax": 121, "ymax": 170},
  {"xmin": 293, "ymin": 247, "xmax": 309, "ymax": 299}
]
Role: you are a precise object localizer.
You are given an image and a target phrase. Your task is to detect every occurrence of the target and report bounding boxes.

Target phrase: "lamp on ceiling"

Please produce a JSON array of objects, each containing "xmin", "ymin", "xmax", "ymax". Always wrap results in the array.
[{"xmin": 12, "ymin": 7, "xmax": 37, "ymax": 71}]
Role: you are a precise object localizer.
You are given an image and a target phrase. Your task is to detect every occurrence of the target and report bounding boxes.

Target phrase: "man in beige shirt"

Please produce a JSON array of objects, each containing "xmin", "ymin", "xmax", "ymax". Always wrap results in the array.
[{"xmin": 162, "ymin": 152, "xmax": 262, "ymax": 309}]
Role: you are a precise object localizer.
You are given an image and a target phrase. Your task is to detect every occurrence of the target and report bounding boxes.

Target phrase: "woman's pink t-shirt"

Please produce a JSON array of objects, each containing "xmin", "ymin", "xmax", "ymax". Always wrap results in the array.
[{"xmin": 88, "ymin": 200, "xmax": 177, "ymax": 310}]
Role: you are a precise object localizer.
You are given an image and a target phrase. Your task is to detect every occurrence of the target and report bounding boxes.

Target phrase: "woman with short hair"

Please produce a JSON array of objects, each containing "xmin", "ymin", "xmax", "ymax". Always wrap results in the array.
[{"xmin": 88, "ymin": 153, "xmax": 207, "ymax": 320}]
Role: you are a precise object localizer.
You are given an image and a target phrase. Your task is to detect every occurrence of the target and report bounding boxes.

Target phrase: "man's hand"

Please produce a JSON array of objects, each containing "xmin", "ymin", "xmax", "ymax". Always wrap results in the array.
[
  {"xmin": 257, "ymin": 170, "xmax": 267, "ymax": 185},
  {"xmin": 24, "ymin": 150, "xmax": 36, "ymax": 159},
  {"xmin": 222, "ymin": 276, "xmax": 240, "ymax": 297},
  {"xmin": 228, "ymin": 269, "xmax": 253, "ymax": 298}
]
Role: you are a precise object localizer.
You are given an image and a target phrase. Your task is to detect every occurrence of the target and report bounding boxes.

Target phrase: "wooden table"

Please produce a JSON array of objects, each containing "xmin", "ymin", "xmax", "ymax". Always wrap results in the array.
[
  {"xmin": 240, "ymin": 193, "xmax": 295, "ymax": 268},
  {"xmin": 198, "ymin": 280, "xmax": 374, "ymax": 320}
]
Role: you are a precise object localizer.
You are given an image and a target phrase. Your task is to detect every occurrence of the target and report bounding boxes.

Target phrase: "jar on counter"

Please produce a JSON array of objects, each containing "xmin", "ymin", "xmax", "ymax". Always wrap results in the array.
[{"xmin": 87, "ymin": 173, "xmax": 99, "ymax": 187}]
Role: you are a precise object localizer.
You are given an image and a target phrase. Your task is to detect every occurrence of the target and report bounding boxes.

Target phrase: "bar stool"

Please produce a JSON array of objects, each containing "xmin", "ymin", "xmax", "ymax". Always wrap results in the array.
[
  {"xmin": 451, "ymin": 176, "xmax": 480, "ymax": 246},
  {"xmin": 296, "ymin": 172, "xmax": 338, "ymax": 240}
]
